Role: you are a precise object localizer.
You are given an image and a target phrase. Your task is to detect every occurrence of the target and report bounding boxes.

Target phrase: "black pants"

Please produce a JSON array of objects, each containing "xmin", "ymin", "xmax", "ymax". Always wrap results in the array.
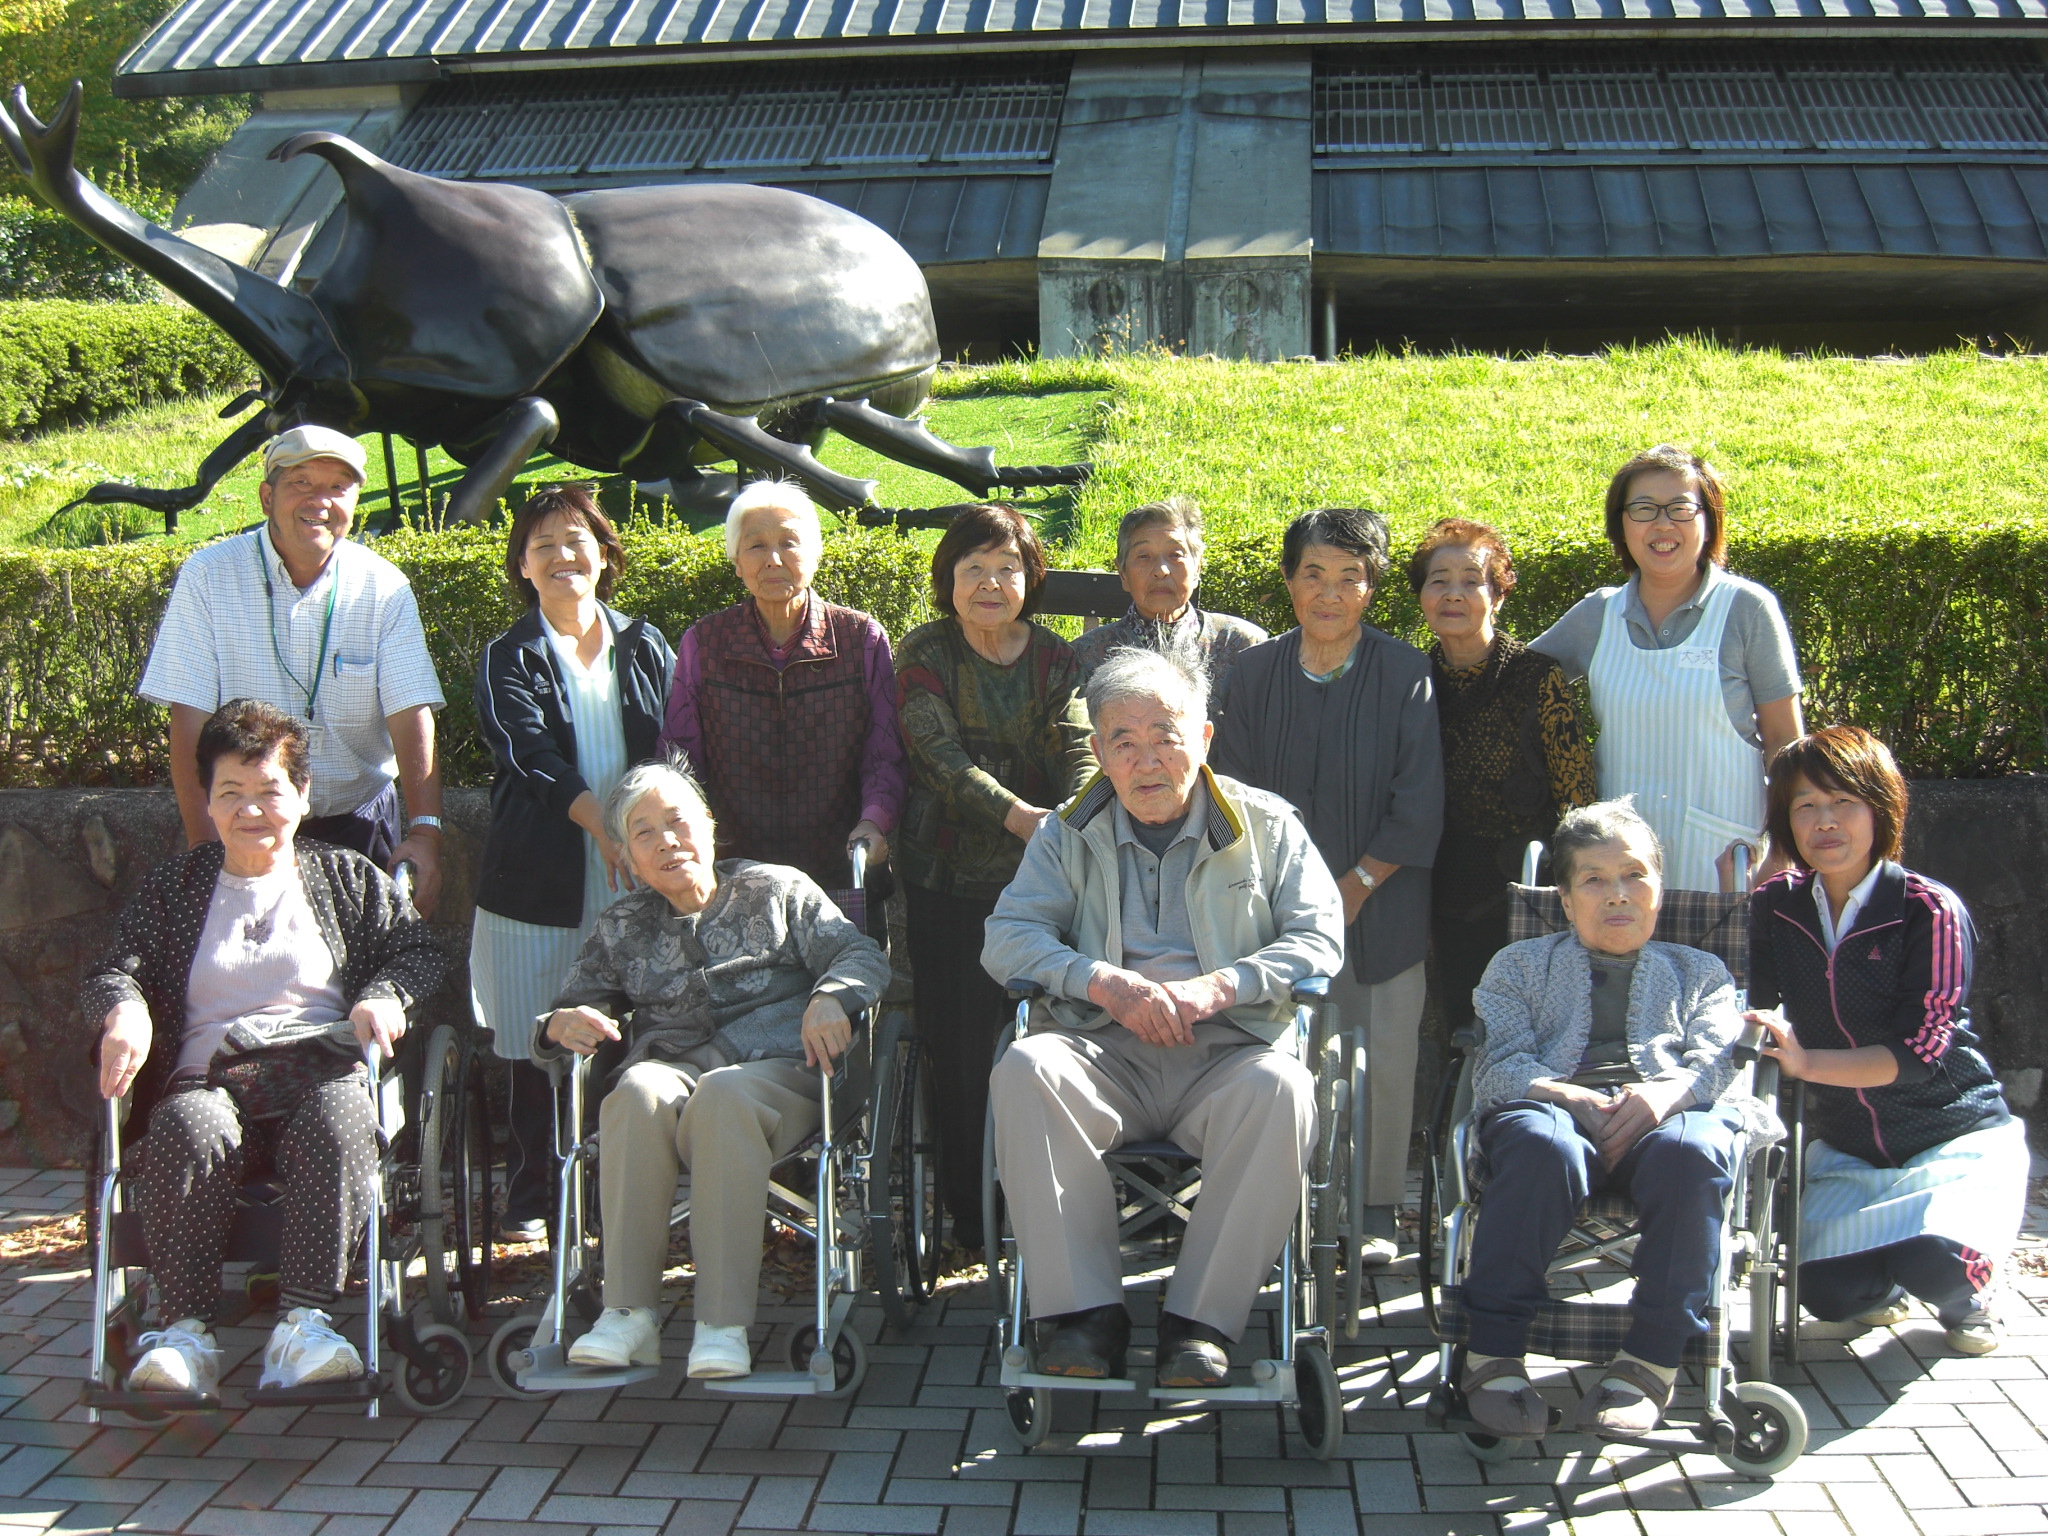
[
  {"xmin": 137, "ymin": 1074, "xmax": 379, "ymax": 1321},
  {"xmin": 905, "ymin": 881, "xmax": 1005, "ymax": 1247},
  {"xmin": 300, "ymin": 782, "xmax": 401, "ymax": 866},
  {"xmin": 1800, "ymin": 1236, "xmax": 1992, "ymax": 1328},
  {"xmin": 1431, "ymin": 901, "xmax": 1509, "ymax": 1038}
]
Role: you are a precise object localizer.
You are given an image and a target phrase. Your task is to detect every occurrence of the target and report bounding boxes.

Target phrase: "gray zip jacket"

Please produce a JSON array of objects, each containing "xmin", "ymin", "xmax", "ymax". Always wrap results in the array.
[{"xmin": 981, "ymin": 767, "xmax": 1345, "ymax": 1044}]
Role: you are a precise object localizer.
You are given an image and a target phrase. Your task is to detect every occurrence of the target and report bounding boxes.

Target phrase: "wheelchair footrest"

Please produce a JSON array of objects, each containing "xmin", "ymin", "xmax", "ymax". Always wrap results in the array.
[
  {"xmin": 82, "ymin": 1383, "xmax": 223, "ymax": 1414},
  {"xmin": 245, "ymin": 1373, "xmax": 388, "ymax": 1407},
  {"xmin": 1002, "ymin": 1367, "xmax": 1139, "ymax": 1393},
  {"xmin": 1438, "ymin": 1401, "xmax": 1564, "ymax": 1438},
  {"xmin": 1151, "ymin": 1360, "xmax": 1295, "ymax": 1405},
  {"xmin": 515, "ymin": 1342, "xmax": 659, "ymax": 1393},
  {"xmin": 706, "ymin": 1370, "xmax": 826, "ymax": 1396}
]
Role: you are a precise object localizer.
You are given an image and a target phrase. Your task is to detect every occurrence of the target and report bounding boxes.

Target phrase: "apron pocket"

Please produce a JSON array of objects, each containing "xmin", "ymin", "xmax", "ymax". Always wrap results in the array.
[{"xmin": 1680, "ymin": 806, "xmax": 1762, "ymax": 891}]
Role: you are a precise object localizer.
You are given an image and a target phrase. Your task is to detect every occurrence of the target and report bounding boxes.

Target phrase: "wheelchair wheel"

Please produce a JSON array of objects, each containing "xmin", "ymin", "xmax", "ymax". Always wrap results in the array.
[
  {"xmin": 1717, "ymin": 1380, "xmax": 1808, "ymax": 1479},
  {"xmin": 1292, "ymin": 1340, "xmax": 1343, "ymax": 1460},
  {"xmin": 787, "ymin": 1322, "xmax": 867, "ymax": 1398},
  {"xmin": 419, "ymin": 1028, "xmax": 494, "ymax": 1325},
  {"xmin": 392, "ymin": 1321, "xmax": 473, "ymax": 1414},
  {"xmin": 1006, "ymin": 1386, "xmax": 1053, "ymax": 1449},
  {"xmin": 1457, "ymin": 1431, "xmax": 1515, "ymax": 1465},
  {"xmin": 870, "ymin": 1026, "xmax": 944, "ymax": 1332},
  {"xmin": 487, "ymin": 1314, "xmax": 554, "ymax": 1397}
]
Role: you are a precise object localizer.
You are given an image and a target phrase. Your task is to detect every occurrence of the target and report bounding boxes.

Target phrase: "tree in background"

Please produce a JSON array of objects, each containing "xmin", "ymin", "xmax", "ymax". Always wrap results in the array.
[{"xmin": 1, "ymin": 0, "xmax": 249, "ymax": 197}]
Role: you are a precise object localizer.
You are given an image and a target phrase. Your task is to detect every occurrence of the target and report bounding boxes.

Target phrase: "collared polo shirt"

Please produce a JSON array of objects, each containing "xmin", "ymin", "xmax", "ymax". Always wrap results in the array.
[
  {"xmin": 1111, "ymin": 795, "xmax": 1207, "ymax": 987},
  {"xmin": 1815, "ymin": 860, "xmax": 1885, "ymax": 953},
  {"xmin": 139, "ymin": 526, "xmax": 446, "ymax": 817}
]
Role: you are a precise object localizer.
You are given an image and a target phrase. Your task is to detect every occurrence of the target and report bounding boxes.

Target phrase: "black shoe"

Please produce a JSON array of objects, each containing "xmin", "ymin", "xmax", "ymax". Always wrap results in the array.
[
  {"xmin": 1036, "ymin": 1304, "xmax": 1130, "ymax": 1379},
  {"xmin": 498, "ymin": 1215, "xmax": 548, "ymax": 1243},
  {"xmin": 1155, "ymin": 1313, "xmax": 1231, "ymax": 1389}
]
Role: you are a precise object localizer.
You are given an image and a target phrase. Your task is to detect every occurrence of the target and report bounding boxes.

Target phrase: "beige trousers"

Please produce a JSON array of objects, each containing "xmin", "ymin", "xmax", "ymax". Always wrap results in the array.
[
  {"xmin": 989, "ymin": 1020, "xmax": 1315, "ymax": 1338},
  {"xmin": 597, "ymin": 1057, "xmax": 820, "ymax": 1325},
  {"xmin": 1329, "ymin": 958, "xmax": 1427, "ymax": 1208}
]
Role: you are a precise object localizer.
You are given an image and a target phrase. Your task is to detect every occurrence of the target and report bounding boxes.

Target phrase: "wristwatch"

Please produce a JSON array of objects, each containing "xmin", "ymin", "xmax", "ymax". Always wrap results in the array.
[
  {"xmin": 407, "ymin": 815, "xmax": 444, "ymax": 833},
  {"xmin": 1351, "ymin": 862, "xmax": 1378, "ymax": 892}
]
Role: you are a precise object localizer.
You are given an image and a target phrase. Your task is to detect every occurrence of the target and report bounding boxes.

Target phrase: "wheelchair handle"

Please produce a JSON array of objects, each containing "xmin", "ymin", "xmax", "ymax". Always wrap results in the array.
[
  {"xmin": 1519, "ymin": 840, "xmax": 1546, "ymax": 886},
  {"xmin": 848, "ymin": 838, "xmax": 868, "ymax": 892},
  {"xmin": 392, "ymin": 858, "xmax": 419, "ymax": 908}
]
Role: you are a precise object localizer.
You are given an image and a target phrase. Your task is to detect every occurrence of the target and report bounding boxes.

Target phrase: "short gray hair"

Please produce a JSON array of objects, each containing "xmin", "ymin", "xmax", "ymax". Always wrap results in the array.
[
  {"xmin": 604, "ymin": 757, "xmax": 716, "ymax": 849},
  {"xmin": 1115, "ymin": 495, "xmax": 1205, "ymax": 567},
  {"xmin": 1084, "ymin": 644, "xmax": 1209, "ymax": 733},
  {"xmin": 1549, "ymin": 796, "xmax": 1663, "ymax": 888},
  {"xmin": 723, "ymin": 479, "xmax": 822, "ymax": 563}
]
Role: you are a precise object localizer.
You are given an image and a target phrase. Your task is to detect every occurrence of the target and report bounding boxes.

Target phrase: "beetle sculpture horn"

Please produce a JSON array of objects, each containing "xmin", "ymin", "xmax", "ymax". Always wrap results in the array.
[{"xmin": 0, "ymin": 83, "xmax": 346, "ymax": 390}]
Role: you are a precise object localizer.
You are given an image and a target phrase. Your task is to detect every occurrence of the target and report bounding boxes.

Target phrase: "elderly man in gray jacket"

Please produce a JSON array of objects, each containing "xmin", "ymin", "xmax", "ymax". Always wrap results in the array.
[{"xmin": 982, "ymin": 645, "xmax": 1345, "ymax": 1389}]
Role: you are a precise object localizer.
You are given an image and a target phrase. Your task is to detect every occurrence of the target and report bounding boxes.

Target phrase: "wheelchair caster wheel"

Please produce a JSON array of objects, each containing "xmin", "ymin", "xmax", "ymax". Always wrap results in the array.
[
  {"xmin": 1293, "ymin": 1342, "xmax": 1343, "ymax": 1460},
  {"xmin": 1716, "ymin": 1380, "xmax": 1808, "ymax": 1479},
  {"xmin": 788, "ymin": 1323, "xmax": 867, "ymax": 1397},
  {"xmin": 1457, "ymin": 1430, "xmax": 1516, "ymax": 1464},
  {"xmin": 487, "ymin": 1315, "xmax": 553, "ymax": 1397},
  {"xmin": 1006, "ymin": 1386, "xmax": 1052, "ymax": 1449},
  {"xmin": 393, "ymin": 1321, "xmax": 473, "ymax": 1414}
]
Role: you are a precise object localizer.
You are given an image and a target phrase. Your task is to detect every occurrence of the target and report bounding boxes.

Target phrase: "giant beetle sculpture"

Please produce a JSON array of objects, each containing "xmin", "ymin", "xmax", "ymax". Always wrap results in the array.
[{"xmin": 3, "ymin": 83, "xmax": 1084, "ymax": 527}]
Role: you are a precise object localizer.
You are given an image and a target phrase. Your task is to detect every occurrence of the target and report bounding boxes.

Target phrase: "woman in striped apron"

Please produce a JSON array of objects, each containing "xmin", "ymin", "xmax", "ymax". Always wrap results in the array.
[
  {"xmin": 1531, "ymin": 446, "xmax": 1804, "ymax": 891},
  {"xmin": 471, "ymin": 488, "xmax": 675, "ymax": 1240},
  {"xmin": 1749, "ymin": 726, "xmax": 2025, "ymax": 1356}
]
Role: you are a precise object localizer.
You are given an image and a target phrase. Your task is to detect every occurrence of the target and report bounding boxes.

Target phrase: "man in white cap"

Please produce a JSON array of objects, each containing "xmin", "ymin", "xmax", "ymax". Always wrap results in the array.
[{"xmin": 139, "ymin": 426, "xmax": 448, "ymax": 912}]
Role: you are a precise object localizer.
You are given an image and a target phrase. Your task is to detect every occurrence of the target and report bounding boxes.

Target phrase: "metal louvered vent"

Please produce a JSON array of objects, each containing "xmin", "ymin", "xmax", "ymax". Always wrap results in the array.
[
  {"xmin": 1551, "ymin": 69, "xmax": 1678, "ymax": 151},
  {"xmin": 1314, "ymin": 73, "xmax": 1427, "ymax": 154},
  {"xmin": 1313, "ymin": 44, "xmax": 2048, "ymax": 161},
  {"xmin": 1785, "ymin": 67, "xmax": 1928, "ymax": 151},
  {"xmin": 1431, "ymin": 70, "xmax": 1550, "ymax": 152},
  {"xmin": 381, "ymin": 59, "xmax": 1068, "ymax": 182}
]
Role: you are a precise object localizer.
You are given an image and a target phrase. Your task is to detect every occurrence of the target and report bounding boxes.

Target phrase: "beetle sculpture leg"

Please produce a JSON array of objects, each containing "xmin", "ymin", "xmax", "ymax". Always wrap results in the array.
[
  {"xmin": 446, "ymin": 397, "xmax": 562, "ymax": 525},
  {"xmin": 654, "ymin": 398, "xmax": 878, "ymax": 512},
  {"xmin": 817, "ymin": 398, "xmax": 1000, "ymax": 496},
  {"xmin": 40, "ymin": 411, "xmax": 274, "ymax": 534}
]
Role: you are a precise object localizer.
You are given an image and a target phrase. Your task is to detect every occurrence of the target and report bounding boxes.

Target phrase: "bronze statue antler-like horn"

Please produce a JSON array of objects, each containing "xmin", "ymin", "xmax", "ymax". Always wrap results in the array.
[{"xmin": 1, "ymin": 82, "xmax": 349, "ymax": 392}]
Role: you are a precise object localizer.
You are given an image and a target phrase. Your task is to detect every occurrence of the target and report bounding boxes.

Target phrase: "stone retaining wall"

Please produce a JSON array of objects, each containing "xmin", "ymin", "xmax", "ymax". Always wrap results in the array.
[{"xmin": 1, "ymin": 780, "xmax": 2041, "ymax": 1168}]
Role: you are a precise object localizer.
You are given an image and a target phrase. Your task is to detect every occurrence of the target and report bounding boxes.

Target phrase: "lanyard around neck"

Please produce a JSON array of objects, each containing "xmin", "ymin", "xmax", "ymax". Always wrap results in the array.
[{"xmin": 257, "ymin": 535, "xmax": 340, "ymax": 721}]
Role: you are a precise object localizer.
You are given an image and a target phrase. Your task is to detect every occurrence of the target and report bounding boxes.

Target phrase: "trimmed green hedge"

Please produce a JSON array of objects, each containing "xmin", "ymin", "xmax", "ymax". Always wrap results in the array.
[
  {"xmin": 5, "ymin": 517, "xmax": 2044, "ymax": 788},
  {"xmin": 0, "ymin": 300, "xmax": 258, "ymax": 435}
]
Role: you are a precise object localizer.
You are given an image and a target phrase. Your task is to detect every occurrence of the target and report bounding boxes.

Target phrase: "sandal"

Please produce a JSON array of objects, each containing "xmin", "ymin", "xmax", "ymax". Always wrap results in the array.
[
  {"xmin": 1461, "ymin": 1354, "xmax": 1550, "ymax": 1439},
  {"xmin": 1574, "ymin": 1356, "xmax": 1675, "ymax": 1439}
]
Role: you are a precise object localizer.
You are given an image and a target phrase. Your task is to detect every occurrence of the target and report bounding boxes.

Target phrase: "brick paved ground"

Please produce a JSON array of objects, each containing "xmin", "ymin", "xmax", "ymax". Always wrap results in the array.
[{"xmin": 4, "ymin": 1158, "xmax": 2044, "ymax": 1536}]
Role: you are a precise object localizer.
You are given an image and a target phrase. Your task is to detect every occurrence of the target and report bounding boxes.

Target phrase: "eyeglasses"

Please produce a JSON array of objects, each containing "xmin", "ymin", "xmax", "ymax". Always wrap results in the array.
[{"xmin": 1622, "ymin": 497, "xmax": 1704, "ymax": 524}]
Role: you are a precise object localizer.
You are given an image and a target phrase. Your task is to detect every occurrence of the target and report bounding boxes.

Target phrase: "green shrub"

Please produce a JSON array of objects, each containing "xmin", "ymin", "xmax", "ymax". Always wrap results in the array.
[
  {"xmin": 4, "ymin": 514, "xmax": 2043, "ymax": 788},
  {"xmin": 0, "ymin": 300, "xmax": 257, "ymax": 435},
  {"xmin": 0, "ymin": 196, "xmax": 168, "ymax": 302}
]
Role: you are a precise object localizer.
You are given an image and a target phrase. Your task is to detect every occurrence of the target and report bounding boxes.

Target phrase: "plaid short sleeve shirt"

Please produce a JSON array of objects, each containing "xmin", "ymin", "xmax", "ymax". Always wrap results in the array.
[{"xmin": 139, "ymin": 528, "xmax": 446, "ymax": 817}]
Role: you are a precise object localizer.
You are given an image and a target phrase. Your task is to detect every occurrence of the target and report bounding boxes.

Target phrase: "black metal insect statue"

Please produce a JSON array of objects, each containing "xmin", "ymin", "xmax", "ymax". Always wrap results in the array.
[{"xmin": 2, "ymin": 83, "xmax": 1086, "ymax": 529}]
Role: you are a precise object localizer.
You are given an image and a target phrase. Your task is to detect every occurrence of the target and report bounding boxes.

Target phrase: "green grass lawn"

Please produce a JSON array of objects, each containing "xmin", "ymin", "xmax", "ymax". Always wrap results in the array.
[{"xmin": 7, "ymin": 341, "xmax": 2048, "ymax": 557}]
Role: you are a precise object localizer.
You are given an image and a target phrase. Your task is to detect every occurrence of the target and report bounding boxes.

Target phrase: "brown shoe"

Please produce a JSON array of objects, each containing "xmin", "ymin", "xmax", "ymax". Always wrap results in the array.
[
  {"xmin": 1155, "ymin": 1313, "xmax": 1231, "ymax": 1390},
  {"xmin": 1036, "ymin": 1305, "xmax": 1130, "ymax": 1379},
  {"xmin": 1461, "ymin": 1355, "xmax": 1549, "ymax": 1439},
  {"xmin": 1574, "ymin": 1357, "xmax": 1675, "ymax": 1439}
]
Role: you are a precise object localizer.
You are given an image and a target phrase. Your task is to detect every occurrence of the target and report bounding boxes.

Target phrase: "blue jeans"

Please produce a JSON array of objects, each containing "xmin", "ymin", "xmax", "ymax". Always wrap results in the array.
[{"xmin": 1463, "ymin": 1098, "xmax": 1746, "ymax": 1368}]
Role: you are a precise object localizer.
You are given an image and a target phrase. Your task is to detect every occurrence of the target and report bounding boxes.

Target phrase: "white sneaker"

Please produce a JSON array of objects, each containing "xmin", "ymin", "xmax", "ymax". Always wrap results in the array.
[
  {"xmin": 1853, "ymin": 1296, "xmax": 1914, "ymax": 1329},
  {"xmin": 567, "ymin": 1306, "xmax": 661, "ymax": 1368},
  {"xmin": 260, "ymin": 1308, "xmax": 366, "ymax": 1389},
  {"xmin": 126, "ymin": 1319, "xmax": 222, "ymax": 1396},
  {"xmin": 1946, "ymin": 1313, "xmax": 2004, "ymax": 1356},
  {"xmin": 687, "ymin": 1323, "xmax": 752, "ymax": 1380}
]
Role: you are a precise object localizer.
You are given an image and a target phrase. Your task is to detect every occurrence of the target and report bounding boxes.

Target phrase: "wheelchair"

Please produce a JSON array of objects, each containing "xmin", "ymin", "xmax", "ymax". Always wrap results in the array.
[
  {"xmin": 84, "ymin": 865, "xmax": 487, "ymax": 1421},
  {"xmin": 489, "ymin": 842, "xmax": 935, "ymax": 1396},
  {"xmin": 1418, "ymin": 843, "xmax": 1809, "ymax": 1478},
  {"xmin": 984, "ymin": 974, "xmax": 1348, "ymax": 1459}
]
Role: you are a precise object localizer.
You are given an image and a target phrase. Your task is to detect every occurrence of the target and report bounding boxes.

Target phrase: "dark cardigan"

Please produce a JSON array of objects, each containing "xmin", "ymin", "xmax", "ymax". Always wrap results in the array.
[
  {"xmin": 473, "ymin": 604, "xmax": 674, "ymax": 928},
  {"xmin": 1211, "ymin": 624, "xmax": 1444, "ymax": 984},
  {"xmin": 80, "ymin": 840, "xmax": 447, "ymax": 1144},
  {"xmin": 1748, "ymin": 861, "xmax": 2008, "ymax": 1167}
]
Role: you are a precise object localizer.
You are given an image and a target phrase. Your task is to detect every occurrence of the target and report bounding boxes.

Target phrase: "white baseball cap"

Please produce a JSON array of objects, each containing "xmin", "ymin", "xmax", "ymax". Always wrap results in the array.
[{"xmin": 264, "ymin": 425, "xmax": 368, "ymax": 483}]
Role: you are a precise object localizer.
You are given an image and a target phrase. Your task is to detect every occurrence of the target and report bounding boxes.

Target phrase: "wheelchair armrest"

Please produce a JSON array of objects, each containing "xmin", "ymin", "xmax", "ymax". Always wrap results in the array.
[
  {"xmin": 1005, "ymin": 979, "xmax": 1046, "ymax": 1001},
  {"xmin": 1447, "ymin": 1025, "xmax": 1480, "ymax": 1057},
  {"xmin": 1732, "ymin": 1015, "xmax": 1769, "ymax": 1066},
  {"xmin": 1289, "ymin": 975, "xmax": 1331, "ymax": 1005}
]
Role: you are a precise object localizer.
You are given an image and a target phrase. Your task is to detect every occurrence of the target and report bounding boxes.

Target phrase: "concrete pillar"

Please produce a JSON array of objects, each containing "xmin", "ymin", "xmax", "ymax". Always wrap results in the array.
[{"xmin": 1036, "ymin": 52, "xmax": 1312, "ymax": 360}]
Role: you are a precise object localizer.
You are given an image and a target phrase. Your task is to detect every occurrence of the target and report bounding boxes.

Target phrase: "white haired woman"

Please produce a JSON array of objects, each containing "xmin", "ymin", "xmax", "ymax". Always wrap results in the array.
[
  {"xmin": 532, "ymin": 761, "xmax": 892, "ymax": 1380},
  {"xmin": 656, "ymin": 481, "xmax": 906, "ymax": 893},
  {"xmin": 1460, "ymin": 799, "xmax": 1764, "ymax": 1442}
]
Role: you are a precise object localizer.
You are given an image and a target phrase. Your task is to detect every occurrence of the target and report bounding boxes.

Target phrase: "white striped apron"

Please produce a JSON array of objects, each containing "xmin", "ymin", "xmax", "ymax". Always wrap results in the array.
[
  {"xmin": 470, "ymin": 624, "xmax": 633, "ymax": 1061},
  {"xmin": 1801, "ymin": 1114, "xmax": 2030, "ymax": 1266},
  {"xmin": 1587, "ymin": 579, "xmax": 1765, "ymax": 893}
]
